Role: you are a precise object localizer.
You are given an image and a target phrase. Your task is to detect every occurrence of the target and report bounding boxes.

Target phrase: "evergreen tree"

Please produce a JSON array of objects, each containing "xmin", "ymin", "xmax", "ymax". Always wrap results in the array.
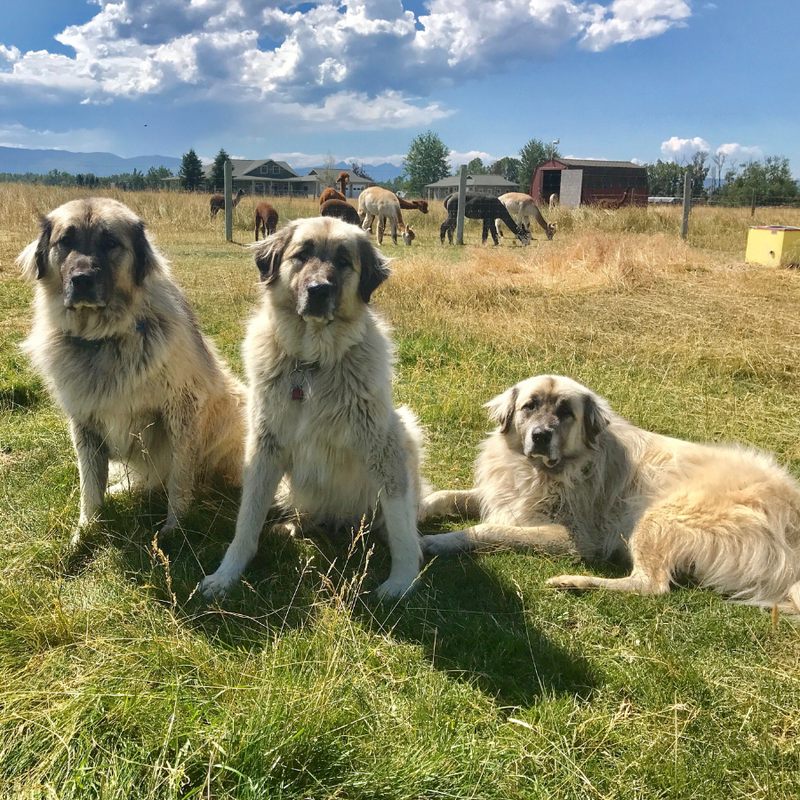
[
  {"xmin": 518, "ymin": 139, "xmax": 559, "ymax": 196},
  {"xmin": 404, "ymin": 131, "xmax": 450, "ymax": 197},
  {"xmin": 208, "ymin": 148, "xmax": 230, "ymax": 191},
  {"xmin": 179, "ymin": 149, "xmax": 205, "ymax": 191}
]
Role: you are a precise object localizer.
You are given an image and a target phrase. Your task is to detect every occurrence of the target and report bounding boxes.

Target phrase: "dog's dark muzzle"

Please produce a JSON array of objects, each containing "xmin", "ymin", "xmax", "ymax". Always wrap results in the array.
[
  {"xmin": 299, "ymin": 280, "xmax": 337, "ymax": 319},
  {"xmin": 63, "ymin": 256, "xmax": 107, "ymax": 309}
]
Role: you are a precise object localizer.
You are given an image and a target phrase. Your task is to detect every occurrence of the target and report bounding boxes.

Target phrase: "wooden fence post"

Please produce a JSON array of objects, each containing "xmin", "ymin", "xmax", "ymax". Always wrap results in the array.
[
  {"xmin": 681, "ymin": 167, "xmax": 692, "ymax": 240},
  {"xmin": 456, "ymin": 165, "xmax": 467, "ymax": 245},
  {"xmin": 224, "ymin": 160, "xmax": 233, "ymax": 243},
  {"xmin": 751, "ymin": 191, "xmax": 757, "ymax": 217}
]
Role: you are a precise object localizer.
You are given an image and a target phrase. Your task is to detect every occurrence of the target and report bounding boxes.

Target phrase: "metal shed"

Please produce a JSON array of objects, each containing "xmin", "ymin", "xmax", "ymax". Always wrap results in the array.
[{"xmin": 532, "ymin": 158, "xmax": 648, "ymax": 208}]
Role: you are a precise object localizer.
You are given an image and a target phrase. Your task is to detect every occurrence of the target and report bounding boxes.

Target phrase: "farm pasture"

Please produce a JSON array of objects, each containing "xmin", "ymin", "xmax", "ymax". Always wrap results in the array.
[{"xmin": 2, "ymin": 184, "xmax": 800, "ymax": 798}]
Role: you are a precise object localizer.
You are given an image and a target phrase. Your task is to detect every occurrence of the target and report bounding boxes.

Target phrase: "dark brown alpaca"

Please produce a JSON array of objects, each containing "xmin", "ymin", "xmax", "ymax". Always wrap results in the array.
[
  {"xmin": 595, "ymin": 187, "xmax": 632, "ymax": 209},
  {"xmin": 397, "ymin": 197, "xmax": 429, "ymax": 214},
  {"xmin": 319, "ymin": 198, "xmax": 361, "ymax": 226},
  {"xmin": 210, "ymin": 188, "xmax": 245, "ymax": 218},
  {"xmin": 254, "ymin": 202, "xmax": 278, "ymax": 240},
  {"xmin": 319, "ymin": 187, "xmax": 347, "ymax": 205}
]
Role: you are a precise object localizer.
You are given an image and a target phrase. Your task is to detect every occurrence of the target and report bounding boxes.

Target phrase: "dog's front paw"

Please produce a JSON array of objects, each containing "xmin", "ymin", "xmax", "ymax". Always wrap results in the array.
[
  {"xmin": 420, "ymin": 530, "xmax": 469, "ymax": 557},
  {"xmin": 375, "ymin": 573, "xmax": 418, "ymax": 601},
  {"xmin": 199, "ymin": 570, "xmax": 236, "ymax": 599},
  {"xmin": 547, "ymin": 574, "xmax": 590, "ymax": 590}
]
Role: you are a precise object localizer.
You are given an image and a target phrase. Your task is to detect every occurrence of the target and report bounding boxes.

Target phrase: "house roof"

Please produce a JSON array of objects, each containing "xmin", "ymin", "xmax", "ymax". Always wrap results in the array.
[
  {"xmin": 304, "ymin": 168, "xmax": 372, "ymax": 183},
  {"xmin": 550, "ymin": 158, "xmax": 645, "ymax": 170},
  {"xmin": 425, "ymin": 174, "xmax": 518, "ymax": 188},
  {"xmin": 201, "ymin": 159, "xmax": 299, "ymax": 179}
]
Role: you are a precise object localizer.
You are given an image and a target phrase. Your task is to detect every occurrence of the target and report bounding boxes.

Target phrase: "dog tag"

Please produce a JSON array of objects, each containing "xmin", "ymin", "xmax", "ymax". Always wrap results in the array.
[{"xmin": 292, "ymin": 386, "xmax": 304, "ymax": 401}]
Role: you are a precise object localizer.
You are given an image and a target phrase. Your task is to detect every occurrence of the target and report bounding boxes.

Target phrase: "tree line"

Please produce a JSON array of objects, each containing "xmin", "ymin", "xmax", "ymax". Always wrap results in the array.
[{"xmin": 0, "ymin": 166, "xmax": 173, "ymax": 190}]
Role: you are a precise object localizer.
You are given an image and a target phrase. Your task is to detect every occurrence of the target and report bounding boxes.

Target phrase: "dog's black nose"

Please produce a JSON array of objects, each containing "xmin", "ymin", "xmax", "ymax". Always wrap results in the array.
[
  {"xmin": 70, "ymin": 272, "xmax": 95, "ymax": 292},
  {"xmin": 530, "ymin": 428, "xmax": 552, "ymax": 453},
  {"xmin": 307, "ymin": 282, "xmax": 334, "ymax": 300}
]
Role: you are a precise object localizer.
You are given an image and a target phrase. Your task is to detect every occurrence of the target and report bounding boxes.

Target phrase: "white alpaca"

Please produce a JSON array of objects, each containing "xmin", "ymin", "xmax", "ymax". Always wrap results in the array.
[
  {"xmin": 358, "ymin": 186, "xmax": 406, "ymax": 246},
  {"xmin": 494, "ymin": 192, "xmax": 555, "ymax": 241}
]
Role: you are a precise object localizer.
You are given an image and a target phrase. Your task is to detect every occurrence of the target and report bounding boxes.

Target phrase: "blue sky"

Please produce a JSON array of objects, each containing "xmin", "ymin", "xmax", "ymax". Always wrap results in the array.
[{"xmin": 1, "ymin": 0, "xmax": 797, "ymax": 175}]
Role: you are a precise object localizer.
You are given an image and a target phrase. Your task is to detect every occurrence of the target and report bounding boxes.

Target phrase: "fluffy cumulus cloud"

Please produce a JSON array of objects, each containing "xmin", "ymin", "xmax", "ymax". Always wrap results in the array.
[
  {"xmin": 715, "ymin": 142, "xmax": 764, "ymax": 162},
  {"xmin": 0, "ymin": 0, "xmax": 691, "ymax": 128},
  {"xmin": 660, "ymin": 136, "xmax": 711, "ymax": 162}
]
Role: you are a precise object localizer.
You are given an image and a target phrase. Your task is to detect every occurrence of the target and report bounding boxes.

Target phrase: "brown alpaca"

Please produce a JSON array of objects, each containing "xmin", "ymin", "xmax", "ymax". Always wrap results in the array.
[
  {"xmin": 337, "ymin": 171, "xmax": 350, "ymax": 195},
  {"xmin": 397, "ymin": 198, "xmax": 429, "ymax": 214},
  {"xmin": 595, "ymin": 187, "xmax": 632, "ymax": 209},
  {"xmin": 210, "ymin": 188, "xmax": 245, "ymax": 218},
  {"xmin": 254, "ymin": 202, "xmax": 278, "ymax": 241},
  {"xmin": 319, "ymin": 187, "xmax": 347, "ymax": 206},
  {"xmin": 319, "ymin": 198, "xmax": 361, "ymax": 226}
]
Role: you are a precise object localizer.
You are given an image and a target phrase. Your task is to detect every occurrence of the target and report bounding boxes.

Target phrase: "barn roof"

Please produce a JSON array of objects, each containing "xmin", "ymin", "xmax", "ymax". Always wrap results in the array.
[{"xmin": 552, "ymin": 158, "xmax": 645, "ymax": 170}]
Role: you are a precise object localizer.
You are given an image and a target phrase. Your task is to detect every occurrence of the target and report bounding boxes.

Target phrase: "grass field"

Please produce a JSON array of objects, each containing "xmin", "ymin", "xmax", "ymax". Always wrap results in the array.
[{"xmin": 2, "ymin": 185, "xmax": 800, "ymax": 799}]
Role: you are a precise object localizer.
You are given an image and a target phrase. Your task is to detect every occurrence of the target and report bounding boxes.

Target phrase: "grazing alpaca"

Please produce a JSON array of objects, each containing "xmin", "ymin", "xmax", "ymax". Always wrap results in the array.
[
  {"xmin": 494, "ymin": 192, "xmax": 555, "ymax": 241},
  {"xmin": 398, "ymin": 197, "xmax": 429, "ymax": 214},
  {"xmin": 358, "ymin": 186, "xmax": 406, "ymax": 245},
  {"xmin": 595, "ymin": 187, "xmax": 632, "ymax": 209},
  {"xmin": 210, "ymin": 188, "xmax": 245, "ymax": 218},
  {"xmin": 402, "ymin": 224, "xmax": 416, "ymax": 246},
  {"xmin": 320, "ymin": 198, "xmax": 361, "ymax": 226},
  {"xmin": 254, "ymin": 202, "xmax": 279, "ymax": 241},
  {"xmin": 441, "ymin": 193, "xmax": 531, "ymax": 246},
  {"xmin": 337, "ymin": 171, "xmax": 350, "ymax": 196},
  {"xmin": 319, "ymin": 187, "xmax": 347, "ymax": 206}
]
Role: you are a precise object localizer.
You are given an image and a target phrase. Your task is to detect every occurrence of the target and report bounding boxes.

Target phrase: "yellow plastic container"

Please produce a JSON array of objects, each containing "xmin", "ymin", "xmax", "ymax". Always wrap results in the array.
[{"xmin": 745, "ymin": 226, "xmax": 800, "ymax": 267}]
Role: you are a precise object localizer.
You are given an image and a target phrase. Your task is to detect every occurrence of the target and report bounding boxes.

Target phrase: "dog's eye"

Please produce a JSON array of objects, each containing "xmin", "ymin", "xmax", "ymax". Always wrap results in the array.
[
  {"xmin": 101, "ymin": 237, "xmax": 120, "ymax": 251},
  {"xmin": 57, "ymin": 231, "xmax": 74, "ymax": 249},
  {"xmin": 556, "ymin": 402, "xmax": 574, "ymax": 420},
  {"xmin": 522, "ymin": 397, "xmax": 539, "ymax": 412}
]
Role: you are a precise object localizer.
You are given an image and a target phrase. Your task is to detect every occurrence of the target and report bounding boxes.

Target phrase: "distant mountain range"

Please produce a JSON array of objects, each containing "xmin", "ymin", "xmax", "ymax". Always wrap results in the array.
[
  {"xmin": 0, "ymin": 147, "xmax": 406, "ymax": 182},
  {"xmin": 0, "ymin": 146, "xmax": 182, "ymax": 177}
]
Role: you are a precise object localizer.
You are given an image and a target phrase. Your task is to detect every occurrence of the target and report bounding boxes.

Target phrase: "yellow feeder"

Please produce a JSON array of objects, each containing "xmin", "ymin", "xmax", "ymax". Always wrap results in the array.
[{"xmin": 745, "ymin": 225, "xmax": 800, "ymax": 267}]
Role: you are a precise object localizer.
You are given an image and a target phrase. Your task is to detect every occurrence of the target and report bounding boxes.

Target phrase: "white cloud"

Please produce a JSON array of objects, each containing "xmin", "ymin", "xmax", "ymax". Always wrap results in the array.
[
  {"xmin": 581, "ymin": 0, "xmax": 690, "ymax": 52},
  {"xmin": 715, "ymin": 142, "xmax": 763, "ymax": 162},
  {"xmin": 448, "ymin": 150, "xmax": 498, "ymax": 169},
  {"xmin": 270, "ymin": 152, "xmax": 407, "ymax": 168},
  {"xmin": 0, "ymin": 0, "xmax": 693, "ymax": 127},
  {"xmin": 660, "ymin": 136, "xmax": 710, "ymax": 162}
]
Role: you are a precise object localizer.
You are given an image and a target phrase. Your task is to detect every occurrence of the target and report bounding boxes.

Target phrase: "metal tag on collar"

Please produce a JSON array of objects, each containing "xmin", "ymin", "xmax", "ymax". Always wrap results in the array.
[{"xmin": 290, "ymin": 360, "xmax": 306, "ymax": 402}]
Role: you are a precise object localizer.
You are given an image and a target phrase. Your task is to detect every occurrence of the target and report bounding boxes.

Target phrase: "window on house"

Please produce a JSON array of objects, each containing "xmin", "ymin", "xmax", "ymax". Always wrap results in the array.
[
  {"xmin": 260, "ymin": 165, "xmax": 269, "ymax": 175},
  {"xmin": 271, "ymin": 165, "xmax": 280, "ymax": 175}
]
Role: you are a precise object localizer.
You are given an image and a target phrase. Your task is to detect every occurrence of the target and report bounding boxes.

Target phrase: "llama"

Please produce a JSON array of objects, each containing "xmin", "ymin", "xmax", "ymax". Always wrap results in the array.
[
  {"xmin": 254, "ymin": 202, "xmax": 278, "ymax": 241},
  {"xmin": 319, "ymin": 198, "xmax": 361, "ymax": 226},
  {"xmin": 493, "ymin": 192, "xmax": 555, "ymax": 241},
  {"xmin": 358, "ymin": 186, "xmax": 406, "ymax": 245},
  {"xmin": 319, "ymin": 187, "xmax": 347, "ymax": 205},
  {"xmin": 402, "ymin": 224, "xmax": 416, "ymax": 246},
  {"xmin": 210, "ymin": 188, "xmax": 245, "ymax": 218},
  {"xmin": 440, "ymin": 192, "xmax": 531, "ymax": 246}
]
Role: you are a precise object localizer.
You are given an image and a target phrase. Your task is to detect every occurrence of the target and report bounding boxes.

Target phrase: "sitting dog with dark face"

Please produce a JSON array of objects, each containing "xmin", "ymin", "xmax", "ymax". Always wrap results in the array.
[
  {"xmin": 200, "ymin": 216, "xmax": 425, "ymax": 600},
  {"xmin": 18, "ymin": 198, "xmax": 247, "ymax": 540},
  {"xmin": 421, "ymin": 374, "xmax": 800, "ymax": 614}
]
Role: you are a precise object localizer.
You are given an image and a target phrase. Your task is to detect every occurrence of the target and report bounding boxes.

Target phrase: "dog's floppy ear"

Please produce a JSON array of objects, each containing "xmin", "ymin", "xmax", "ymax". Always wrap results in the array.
[
  {"xmin": 17, "ymin": 215, "xmax": 53, "ymax": 281},
  {"xmin": 582, "ymin": 392, "xmax": 612, "ymax": 447},
  {"xmin": 131, "ymin": 220, "xmax": 160, "ymax": 286},
  {"xmin": 253, "ymin": 224, "xmax": 293, "ymax": 284},
  {"xmin": 358, "ymin": 237, "xmax": 391, "ymax": 303},
  {"xmin": 485, "ymin": 385, "xmax": 518, "ymax": 434}
]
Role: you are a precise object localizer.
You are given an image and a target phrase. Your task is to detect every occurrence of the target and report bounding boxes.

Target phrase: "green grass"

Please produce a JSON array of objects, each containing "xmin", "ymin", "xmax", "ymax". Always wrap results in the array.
[{"xmin": 2, "ymin": 185, "xmax": 800, "ymax": 798}]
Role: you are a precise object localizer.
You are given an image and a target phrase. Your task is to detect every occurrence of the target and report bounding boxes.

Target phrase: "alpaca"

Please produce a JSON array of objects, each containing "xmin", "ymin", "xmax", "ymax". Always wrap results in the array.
[
  {"xmin": 210, "ymin": 188, "xmax": 245, "ymax": 218},
  {"xmin": 440, "ymin": 193, "xmax": 531, "ymax": 246},
  {"xmin": 358, "ymin": 186, "xmax": 406, "ymax": 245},
  {"xmin": 493, "ymin": 192, "xmax": 555, "ymax": 241},
  {"xmin": 319, "ymin": 198, "xmax": 361, "ymax": 226},
  {"xmin": 337, "ymin": 171, "xmax": 350, "ymax": 196},
  {"xmin": 254, "ymin": 202, "xmax": 279, "ymax": 241},
  {"xmin": 595, "ymin": 187, "xmax": 632, "ymax": 209},
  {"xmin": 402, "ymin": 224, "xmax": 416, "ymax": 246},
  {"xmin": 319, "ymin": 187, "xmax": 347, "ymax": 206},
  {"xmin": 549, "ymin": 193, "xmax": 559, "ymax": 211}
]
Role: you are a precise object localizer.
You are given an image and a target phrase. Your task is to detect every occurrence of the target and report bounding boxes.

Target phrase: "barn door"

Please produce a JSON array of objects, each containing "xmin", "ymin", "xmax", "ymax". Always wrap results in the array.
[{"xmin": 560, "ymin": 169, "xmax": 583, "ymax": 208}]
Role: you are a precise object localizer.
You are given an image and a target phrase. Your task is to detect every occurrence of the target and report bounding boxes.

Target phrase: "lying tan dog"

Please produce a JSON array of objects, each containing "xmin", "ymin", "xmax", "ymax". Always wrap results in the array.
[{"xmin": 421, "ymin": 375, "xmax": 800, "ymax": 613}]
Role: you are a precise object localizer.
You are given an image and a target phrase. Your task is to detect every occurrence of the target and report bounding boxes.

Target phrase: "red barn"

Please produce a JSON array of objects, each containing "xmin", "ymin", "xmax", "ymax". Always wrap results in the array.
[{"xmin": 532, "ymin": 158, "xmax": 648, "ymax": 208}]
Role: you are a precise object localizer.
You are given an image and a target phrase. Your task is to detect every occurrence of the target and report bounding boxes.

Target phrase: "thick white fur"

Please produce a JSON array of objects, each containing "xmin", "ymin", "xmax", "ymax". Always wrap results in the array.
[
  {"xmin": 358, "ymin": 186, "xmax": 406, "ymax": 246},
  {"xmin": 200, "ymin": 217, "xmax": 424, "ymax": 600},
  {"xmin": 421, "ymin": 375, "xmax": 800, "ymax": 613},
  {"xmin": 494, "ymin": 192, "xmax": 554, "ymax": 240},
  {"xmin": 19, "ymin": 198, "xmax": 246, "ymax": 537}
]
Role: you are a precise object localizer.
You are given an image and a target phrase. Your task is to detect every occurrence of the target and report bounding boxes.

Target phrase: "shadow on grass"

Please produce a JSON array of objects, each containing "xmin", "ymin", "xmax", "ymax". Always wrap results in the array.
[
  {"xmin": 0, "ymin": 383, "xmax": 44, "ymax": 412},
  {"xmin": 56, "ymin": 490, "xmax": 598, "ymax": 708}
]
